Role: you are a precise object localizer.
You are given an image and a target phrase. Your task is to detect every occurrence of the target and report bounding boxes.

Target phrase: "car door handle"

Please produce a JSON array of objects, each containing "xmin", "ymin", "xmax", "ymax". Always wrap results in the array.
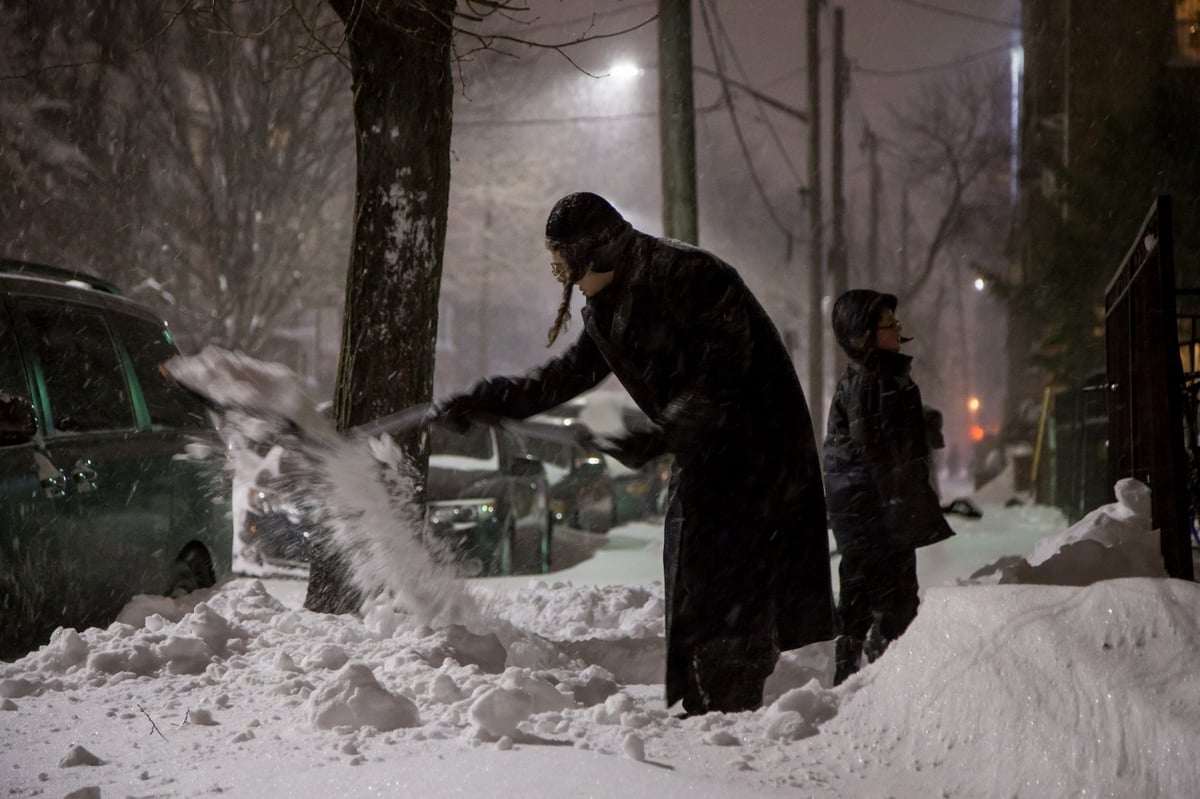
[{"xmin": 72, "ymin": 459, "xmax": 98, "ymax": 493}]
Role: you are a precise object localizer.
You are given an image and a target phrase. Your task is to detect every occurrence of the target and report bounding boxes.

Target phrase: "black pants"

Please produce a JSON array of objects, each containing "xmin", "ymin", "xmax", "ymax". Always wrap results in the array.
[
  {"xmin": 835, "ymin": 545, "xmax": 919, "ymax": 680},
  {"xmin": 679, "ymin": 635, "xmax": 773, "ymax": 715},
  {"xmin": 670, "ymin": 530, "xmax": 777, "ymax": 715}
]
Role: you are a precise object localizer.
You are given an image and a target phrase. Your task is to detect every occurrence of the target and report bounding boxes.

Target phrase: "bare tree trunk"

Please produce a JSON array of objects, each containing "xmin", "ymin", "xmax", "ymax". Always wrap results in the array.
[{"xmin": 307, "ymin": 0, "xmax": 455, "ymax": 614}]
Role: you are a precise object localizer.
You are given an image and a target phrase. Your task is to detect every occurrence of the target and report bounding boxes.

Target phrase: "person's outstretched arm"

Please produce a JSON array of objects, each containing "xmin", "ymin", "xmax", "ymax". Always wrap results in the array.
[{"xmin": 430, "ymin": 331, "xmax": 612, "ymax": 427}]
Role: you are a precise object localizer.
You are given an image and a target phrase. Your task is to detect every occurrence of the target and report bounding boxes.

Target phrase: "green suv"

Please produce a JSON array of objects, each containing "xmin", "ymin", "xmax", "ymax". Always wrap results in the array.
[{"xmin": 0, "ymin": 260, "xmax": 232, "ymax": 660}]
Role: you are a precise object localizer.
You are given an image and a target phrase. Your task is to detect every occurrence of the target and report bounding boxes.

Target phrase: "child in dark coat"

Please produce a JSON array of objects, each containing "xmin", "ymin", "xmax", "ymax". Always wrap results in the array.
[{"xmin": 824, "ymin": 290, "xmax": 955, "ymax": 684}]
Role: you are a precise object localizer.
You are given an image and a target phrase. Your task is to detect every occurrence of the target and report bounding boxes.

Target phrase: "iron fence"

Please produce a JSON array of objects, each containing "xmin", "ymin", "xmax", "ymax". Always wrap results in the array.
[{"xmin": 1104, "ymin": 195, "xmax": 1194, "ymax": 580}]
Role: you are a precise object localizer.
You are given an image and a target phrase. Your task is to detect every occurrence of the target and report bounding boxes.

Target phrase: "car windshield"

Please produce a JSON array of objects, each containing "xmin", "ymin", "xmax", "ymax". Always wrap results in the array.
[
  {"xmin": 523, "ymin": 435, "xmax": 571, "ymax": 484},
  {"xmin": 430, "ymin": 423, "xmax": 493, "ymax": 460}
]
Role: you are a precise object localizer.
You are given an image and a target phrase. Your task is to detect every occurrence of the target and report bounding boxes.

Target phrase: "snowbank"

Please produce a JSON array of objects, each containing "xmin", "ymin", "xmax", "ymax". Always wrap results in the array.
[
  {"xmin": 971, "ymin": 478, "xmax": 1169, "ymax": 586},
  {"xmin": 3, "ymin": 557, "xmax": 1199, "ymax": 798}
]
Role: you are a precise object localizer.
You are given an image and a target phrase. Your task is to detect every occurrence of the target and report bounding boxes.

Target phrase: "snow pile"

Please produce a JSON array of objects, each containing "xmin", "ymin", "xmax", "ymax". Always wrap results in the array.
[
  {"xmin": 3, "ymin": 559, "xmax": 1200, "ymax": 797},
  {"xmin": 308, "ymin": 662, "xmax": 420, "ymax": 731},
  {"xmin": 815, "ymin": 578, "xmax": 1200, "ymax": 797},
  {"xmin": 971, "ymin": 477, "xmax": 1168, "ymax": 586},
  {"xmin": 0, "ymin": 572, "xmax": 861, "ymax": 796},
  {"xmin": 1026, "ymin": 477, "xmax": 1155, "ymax": 566},
  {"xmin": 490, "ymin": 581, "xmax": 665, "ymax": 640},
  {"xmin": 476, "ymin": 580, "xmax": 666, "ymax": 684}
]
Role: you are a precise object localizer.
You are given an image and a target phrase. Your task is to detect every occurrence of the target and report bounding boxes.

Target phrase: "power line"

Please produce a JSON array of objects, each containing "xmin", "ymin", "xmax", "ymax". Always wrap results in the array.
[
  {"xmin": 706, "ymin": 3, "xmax": 805, "ymax": 184},
  {"xmin": 692, "ymin": 66, "xmax": 808, "ymax": 123},
  {"xmin": 853, "ymin": 42, "xmax": 1012, "ymax": 77},
  {"xmin": 762, "ymin": 63, "xmax": 809, "ymax": 89},
  {"xmin": 697, "ymin": 0, "xmax": 801, "ymax": 240},
  {"xmin": 889, "ymin": 0, "xmax": 1020, "ymax": 30}
]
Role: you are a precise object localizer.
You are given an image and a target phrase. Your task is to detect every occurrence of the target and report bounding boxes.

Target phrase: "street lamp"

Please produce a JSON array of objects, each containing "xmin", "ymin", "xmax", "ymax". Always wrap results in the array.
[
  {"xmin": 968, "ymin": 395, "xmax": 984, "ymax": 442},
  {"xmin": 607, "ymin": 61, "xmax": 644, "ymax": 80}
]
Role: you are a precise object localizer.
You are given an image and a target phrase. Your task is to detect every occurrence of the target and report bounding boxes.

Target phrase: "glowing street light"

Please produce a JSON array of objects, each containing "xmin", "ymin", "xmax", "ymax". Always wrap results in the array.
[
  {"xmin": 967, "ymin": 395, "xmax": 983, "ymax": 441},
  {"xmin": 974, "ymin": 277, "xmax": 986, "ymax": 291},
  {"xmin": 607, "ymin": 61, "xmax": 644, "ymax": 80}
]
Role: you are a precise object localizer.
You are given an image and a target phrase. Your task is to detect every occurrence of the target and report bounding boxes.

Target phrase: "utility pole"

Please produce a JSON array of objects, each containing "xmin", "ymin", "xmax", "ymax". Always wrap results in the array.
[
  {"xmin": 478, "ymin": 202, "xmax": 491, "ymax": 375},
  {"xmin": 478, "ymin": 157, "xmax": 494, "ymax": 375},
  {"xmin": 829, "ymin": 6, "xmax": 848, "ymax": 379},
  {"xmin": 658, "ymin": 0, "xmax": 698, "ymax": 244},
  {"xmin": 806, "ymin": 0, "xmax": 824, "ymax": 421},
  {"xmin": 861, "ymin": 124, "xmax": 881, "ymax": 284}
]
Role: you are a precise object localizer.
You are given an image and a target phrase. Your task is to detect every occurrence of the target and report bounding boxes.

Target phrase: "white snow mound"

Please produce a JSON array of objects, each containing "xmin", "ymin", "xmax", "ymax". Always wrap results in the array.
[{"xmin": 307, "ymin": 662, "xmax": 420, "ymax": 731}]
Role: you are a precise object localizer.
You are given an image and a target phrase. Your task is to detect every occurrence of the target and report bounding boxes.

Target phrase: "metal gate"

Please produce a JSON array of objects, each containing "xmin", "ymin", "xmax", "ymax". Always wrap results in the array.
[
  {"xmin": 1104, "ymin": 195, "xmax": 1194, "ymax": 580},
  {"xmin": 1051, "ymin": 375, "xmax": 1111, "ymax": 525}
]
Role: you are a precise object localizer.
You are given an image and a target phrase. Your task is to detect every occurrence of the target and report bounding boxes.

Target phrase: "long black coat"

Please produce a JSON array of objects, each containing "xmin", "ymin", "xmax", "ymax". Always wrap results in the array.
[
  {"xmin": 824, "ymin": 314, "xmax": 954, "ymax": 555},
  {"xmin": 464, "ymin": 232, "xmax": 834, "ymax": 707}
]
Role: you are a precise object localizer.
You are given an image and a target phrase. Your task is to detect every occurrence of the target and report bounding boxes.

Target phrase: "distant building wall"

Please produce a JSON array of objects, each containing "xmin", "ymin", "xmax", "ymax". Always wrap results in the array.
[
  {"xmin": 1019, "ymin": 0, "xmax": 1200, "ymax": 513},
  {"xmin": 1016, "ymin": 0, "xmax": 1200, "ymax": 396}
]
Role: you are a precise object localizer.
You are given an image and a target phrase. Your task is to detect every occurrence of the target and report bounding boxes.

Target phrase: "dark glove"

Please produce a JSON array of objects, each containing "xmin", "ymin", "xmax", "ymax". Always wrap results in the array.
[
  {"xmin": 593, "ymin": 428, "xmax": 667, "ymax": 470},
  {"xmin": 424, "ymin": 394, "xmax": 479, "ymax": 434}
]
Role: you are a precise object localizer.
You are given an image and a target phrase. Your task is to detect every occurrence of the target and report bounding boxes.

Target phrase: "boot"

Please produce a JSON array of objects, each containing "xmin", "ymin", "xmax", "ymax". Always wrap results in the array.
[
  {"xmin": 863, "ymin": 624, "xmax": 891, "ymax": 664},
  {"xmin": 833, "ymin": 635, "xmax": 863, "ymax": 686}
]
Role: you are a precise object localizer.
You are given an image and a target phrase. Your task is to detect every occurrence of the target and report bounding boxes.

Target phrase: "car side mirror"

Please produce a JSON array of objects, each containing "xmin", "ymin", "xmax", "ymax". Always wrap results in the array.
[
  {"xmin": 507, "ymin": 455, "xmax": 544, "ymax": 478},
  {"xmin": 0, "ymin": 391, "xmax": 38, "ymax": 446}
]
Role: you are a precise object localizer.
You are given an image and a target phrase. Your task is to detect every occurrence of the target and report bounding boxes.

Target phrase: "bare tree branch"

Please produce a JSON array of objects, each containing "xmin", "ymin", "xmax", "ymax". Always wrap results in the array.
[
  {"xmin": 137, "ymin": 705, "xmax": 168, "ymax": 740},
  {"xmin": 889, "ymin": 63, "xmax": 1011, "ymax": 297}
]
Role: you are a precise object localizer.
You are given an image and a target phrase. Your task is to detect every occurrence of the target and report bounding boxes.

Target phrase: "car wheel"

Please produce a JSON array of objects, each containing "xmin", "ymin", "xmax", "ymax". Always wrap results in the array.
[{"xmin": 168, "ymin": 545, "xmax": 215, "ymax": 598}]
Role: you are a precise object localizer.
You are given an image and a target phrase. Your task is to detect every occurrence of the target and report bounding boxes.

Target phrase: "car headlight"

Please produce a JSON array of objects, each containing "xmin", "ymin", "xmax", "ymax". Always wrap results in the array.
[
  {"xmin": 427, "ymin": 499, "xmax": 498, "ymax": 530},
  {"xmin": 253, "ymin": 489, "xmax": 272, "ymax": 513}
]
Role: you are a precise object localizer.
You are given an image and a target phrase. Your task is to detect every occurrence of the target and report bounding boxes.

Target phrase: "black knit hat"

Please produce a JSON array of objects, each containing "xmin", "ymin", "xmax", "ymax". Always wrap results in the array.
[{"xmin": 544, "ymin": 192, "xmax": 631, "ymax": 280}]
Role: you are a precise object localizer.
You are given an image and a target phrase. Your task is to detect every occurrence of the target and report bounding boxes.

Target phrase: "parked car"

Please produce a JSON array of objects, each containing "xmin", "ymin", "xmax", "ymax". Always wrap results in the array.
[
  {"xmin": 239, "ymin": 481, "xmax": 314, "ymax": 571},
  {"xmin": 544, "ymin": 391, "xmax": 676, "ymax": 515},
  {"xmin": 521, "ymin": 406, "xmax": 672, "ymax": 530},
  {"xmin": 240, "ymin": 416, "xmax": 553, "ymax": 578},
  {"xmin": 609, "ymin": 446, "xmax": 672, "ymax": 521},
  {"xmin": 422, "ymin": 420, "xmax": 551, "ymax": 576},
  {"xmin": 0, "ymin": 259, "xmax": 233, "ymax": 660},
  {"xmin": 518, "ymin": 417, "xmax": 618, "ymax": 533}
]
